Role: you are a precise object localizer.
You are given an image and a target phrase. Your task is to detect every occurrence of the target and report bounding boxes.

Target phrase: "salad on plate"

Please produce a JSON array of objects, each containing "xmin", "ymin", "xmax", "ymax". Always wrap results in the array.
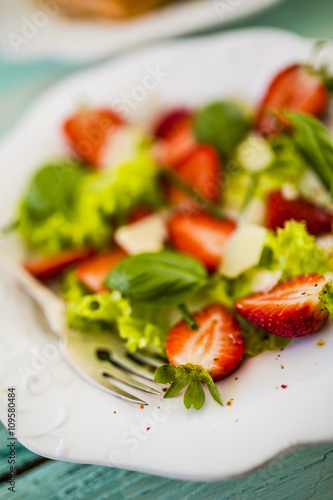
[{"xmin": 10, "ymin": 54, "xmax": 333, "ymax": 410}]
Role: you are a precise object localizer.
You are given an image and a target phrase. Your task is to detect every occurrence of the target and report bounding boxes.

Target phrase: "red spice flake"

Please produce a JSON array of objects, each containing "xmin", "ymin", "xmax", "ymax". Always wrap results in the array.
[
  {"xmin": 281, "ymin": 384, "xmax": 287, "ymax": 389},
  {"xmin": 140, "ymin": 405, "xmax": 144, "ymax": 410},
  {"xmin": 146, "ymin": 427, "xmax": 150, "ymax": 431},
  {"xmin": 234, "ymin": 377, "xmax": 238, "ymax": 381},
  {"xmin": 281, "ymin": 365, "xmax": 284, "ymax": 369}
]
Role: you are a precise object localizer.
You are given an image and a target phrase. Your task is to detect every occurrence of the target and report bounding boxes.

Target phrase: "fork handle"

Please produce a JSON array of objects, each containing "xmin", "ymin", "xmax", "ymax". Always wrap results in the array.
[{"xmin": 0, "ymin": 247, "xmax": 66, "ymax": 340}]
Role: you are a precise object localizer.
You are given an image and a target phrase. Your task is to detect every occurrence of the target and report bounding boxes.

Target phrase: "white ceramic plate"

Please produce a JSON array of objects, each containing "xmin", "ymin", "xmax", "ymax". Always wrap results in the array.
[
  {"xmin": 0, "ymin": 29, "xmax": 333, "ymax": 482},
  {"xmin": 0, "ymin": 0, "xmax": 283, "ymax": 62}
]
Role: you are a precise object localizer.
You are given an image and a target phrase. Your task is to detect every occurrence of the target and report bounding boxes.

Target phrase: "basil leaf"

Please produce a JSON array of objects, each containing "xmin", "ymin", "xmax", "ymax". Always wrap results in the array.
[
  {"xmin": 194, "ymin": 100, "xmax": 251, "ymax": 157},
  {"xmin": 105, "ymin": 251, "xmax": 208, "ymax": 307},
  {"xmin": 285, "ymin": 111, "xmax": 333, "ymax": 196},
  {"xmin": 23, "ymin": 161, "xmax": 85, "ymax": 220}
]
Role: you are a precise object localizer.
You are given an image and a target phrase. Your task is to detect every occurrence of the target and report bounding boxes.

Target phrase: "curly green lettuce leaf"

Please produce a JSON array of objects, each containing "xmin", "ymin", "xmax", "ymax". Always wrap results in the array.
[
  {"xmin": 18, "ymin": 153, "xmax": 163, "ymax": 255},
  {"xmin": 61, "ymin": 270, "xmax": 90, "ymax": 304},
  {"xmin": 265, "ymin": 220, "xmax": 330, "ymax": 280},
  {"xmin": 66, "ymin": 289, "xmax": 169, "ymax": 356},
  {"xmin": 223, "ymin": 135, "xmax": 307, "ymax": 213}
]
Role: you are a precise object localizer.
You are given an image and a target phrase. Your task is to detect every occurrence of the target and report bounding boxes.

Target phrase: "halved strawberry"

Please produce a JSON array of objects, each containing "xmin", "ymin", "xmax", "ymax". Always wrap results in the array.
[
  {"xmin": 63, "ymin": 107, "xmax": 124, "ymax": 167},
  {"xmin": 266, "ymin": 191, "xmax": 333, "ymax": 235},
  {"xmin": 25, "ymin": 247, "xmax": 95, "ymax": 281},
  {"xmin": 235, "ymin": 273, "xmax": 330, "ymax": 338},
  {"xmin": 166, "ymin": 304, "xmax": 245, "ymax": 381},
  {"xmin": 167, "ymin": 144, "xmax": 221, "ymax": 205},
  {"xmin": 128, "ymin": 207, "xmax": 152, "ymax": 223},
  {"xmin": 76, "ymin": 248, "xmax": 126, "ymax": 292},
  {"xmin": 257, "ymin": 64, "xmax": 329, "ymax": 135},
  {"xmin": 154, "ymin": 116, "xmax": 195, "ymax": 168},
  {"xmin": 168, "ymin": 211, "xmax": 236, "ymax": 271},
  {"xmin": 153, "ymin": 108, "xmax": 192, "ymax": 139}
]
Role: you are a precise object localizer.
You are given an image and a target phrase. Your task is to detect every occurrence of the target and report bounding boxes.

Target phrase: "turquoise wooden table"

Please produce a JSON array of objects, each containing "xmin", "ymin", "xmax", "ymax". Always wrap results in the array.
[{"xmin": 1, "ymin": 0, "xmax": 333, "ymax": 498}]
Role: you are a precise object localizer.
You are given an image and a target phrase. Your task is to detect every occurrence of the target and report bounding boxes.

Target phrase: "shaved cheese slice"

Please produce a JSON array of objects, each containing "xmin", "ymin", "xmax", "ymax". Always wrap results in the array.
[
  {"xmin": 219, "ymin": 224, "xmax": 267, "ymax": 278},
  {"xmin": 115, "ymin": 212, "xmax": 168, "ymax": 254}
]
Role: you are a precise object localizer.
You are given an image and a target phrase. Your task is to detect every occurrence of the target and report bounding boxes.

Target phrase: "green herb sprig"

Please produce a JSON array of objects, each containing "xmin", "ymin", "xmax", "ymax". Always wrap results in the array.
[
  {"xmin": 283, "ymin": 111, "xmax": 333, "ymax": 197},
  {"xmin": 105, "ymin": 251, "xmax": 208, "ymax": 329}
]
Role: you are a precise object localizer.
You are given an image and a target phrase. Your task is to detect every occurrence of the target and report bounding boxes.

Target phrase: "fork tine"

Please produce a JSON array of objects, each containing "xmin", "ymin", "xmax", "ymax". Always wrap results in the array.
[
  {"xmin": 100, "ymin": 359, "xmax": 161, "ymax": 395},
  {"xmin": 129, "ymin": 349, "xmax": 166, "ymax": 368},
  {"xmin": 104, "ymin": 335, "xmax": 163, "ymax": 381},
  {"xmin": 72, "ymin": 365, "xmax": 149, "ymax": 405}
]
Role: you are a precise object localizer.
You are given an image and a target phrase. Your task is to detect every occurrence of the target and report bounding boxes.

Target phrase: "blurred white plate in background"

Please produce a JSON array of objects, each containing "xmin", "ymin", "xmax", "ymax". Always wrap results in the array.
[{"xmin": 0, "ymin": 0, "xmax": 282, "ymax": 62}]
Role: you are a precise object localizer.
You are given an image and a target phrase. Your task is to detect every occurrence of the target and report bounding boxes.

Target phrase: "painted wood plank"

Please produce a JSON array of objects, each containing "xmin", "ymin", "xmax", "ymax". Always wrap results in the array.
[
  {"xmin": 0, "ymin": 424, "xmax": 43, "ymax": 480},
  {"xmin": 0, "ymin": 426, "xmax": 332, "ymax": 500}
]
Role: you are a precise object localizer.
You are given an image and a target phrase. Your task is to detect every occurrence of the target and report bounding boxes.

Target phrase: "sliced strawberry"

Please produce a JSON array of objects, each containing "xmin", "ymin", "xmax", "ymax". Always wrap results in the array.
[
  {"xmin": 128, "ymin": 207, "xmax": 152, "ymax": 223},
  {"xmin": 63, "ymin": 107, "xmax": 124, "ymax": 167},
  {"xmin": 257, "ymin": 64, "xmax": 329, "ymax": 135},
  {"xmin": 166, "ymin": 304, "xmax": 245, "ymax": 381},
  {"xmin": 266, "ymin": 191, "xmax": 333, "ymax": 235},
  {"xmin": 168, "ymin": 211, "xmax": 236, "ymax": 271},
  {"xmin": 76, "ymin": 249, "xmax": 126, "ymax": 292},
  {"xmin": 154, "ymin": 116, "xmax": 195, "ymax": 168},
  {"xmin": 167, "ymin": 144, "xmax": 221, "ymax": 205},
  {"xmin": 25, "ymin": 247, "xmax": 94, "ymax": 281},
  {"xmin": 153, "ymin": 108, "xmax": 192, "ymax": 139},
  {"xmin": 235, "ymin": 273, "xmax": 329, "ymax": 338}
]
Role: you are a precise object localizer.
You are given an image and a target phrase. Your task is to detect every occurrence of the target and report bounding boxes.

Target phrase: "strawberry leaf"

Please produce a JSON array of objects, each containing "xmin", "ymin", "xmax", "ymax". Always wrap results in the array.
[
  {"xmin": 154, "ymin": 364, "xmax": 176, "ymax": 384},
  {"xmin": 184, "ymin": 378, "xmax": 206, "ymax": 410},
  {"xmin": 197, "ymin": 369, "xmax": 223, "ymax": 406},
  {"xmin": 155, "ymin": 363, "xmax": 223, "ymax": 410},
  {"xmin": 164, "ymin": 373, "xmax": 191, "ymax": 398}
]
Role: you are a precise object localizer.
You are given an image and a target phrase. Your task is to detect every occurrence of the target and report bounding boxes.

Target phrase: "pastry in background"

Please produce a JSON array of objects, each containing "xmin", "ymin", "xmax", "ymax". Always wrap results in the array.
[{"xmin": 58, "ymin": 0, "xmax": 175, "ymax": 19}]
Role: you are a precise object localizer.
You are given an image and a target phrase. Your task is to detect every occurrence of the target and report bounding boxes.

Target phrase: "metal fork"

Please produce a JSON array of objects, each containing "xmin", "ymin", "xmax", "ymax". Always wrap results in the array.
[{"xmin": 0, "ymin": 248, "xmax": 164, "ymax": 405}]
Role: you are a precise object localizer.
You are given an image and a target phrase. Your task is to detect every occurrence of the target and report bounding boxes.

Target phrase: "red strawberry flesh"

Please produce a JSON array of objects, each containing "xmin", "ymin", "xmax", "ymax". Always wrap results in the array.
[
  {"xmin": 257, "ymin": 64, "xmax": 329, "ymax": 135},
  {"xmin": 266, "ymin": 191, "xmax": 333, "ymax": 235},
  {"xmin": 235, "ymin": 273, "xmax": 329, "ymax": 338},
  {"xmin": 168, "ymin": 211, "xmax": 236, "ymax": 271},
  {"xmin": 153, "ymin": 108, "xmax": 192, "ymax": 139},
  {"xmin": 166, "ymin": 304, "xmax": 245, "ymax": 380}
]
